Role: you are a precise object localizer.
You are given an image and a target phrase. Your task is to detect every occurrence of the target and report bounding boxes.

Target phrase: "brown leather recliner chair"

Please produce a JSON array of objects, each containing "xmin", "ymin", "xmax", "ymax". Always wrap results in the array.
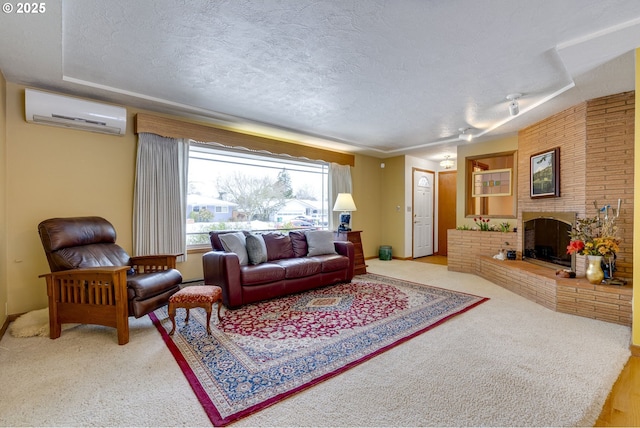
[{"xmin": 38, "ymin": 216, "xmax": 182, "ymax": 344}]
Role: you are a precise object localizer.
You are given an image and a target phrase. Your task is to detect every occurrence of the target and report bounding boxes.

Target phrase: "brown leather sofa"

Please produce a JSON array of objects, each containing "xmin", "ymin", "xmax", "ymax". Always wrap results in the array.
[{"xmin": 202, "ymin": 230, "xmax": 355, "ymax": 308}]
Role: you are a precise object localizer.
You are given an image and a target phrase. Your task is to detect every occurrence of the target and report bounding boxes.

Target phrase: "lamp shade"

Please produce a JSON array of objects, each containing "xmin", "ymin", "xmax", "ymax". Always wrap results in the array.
[{"xmin": 332, "ymin": 193, "xmax": 357, "ymax": 212}]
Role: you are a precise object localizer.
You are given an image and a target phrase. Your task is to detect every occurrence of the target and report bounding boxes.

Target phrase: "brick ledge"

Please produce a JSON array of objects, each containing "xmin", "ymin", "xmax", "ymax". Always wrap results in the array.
[{"xmin": 476, "ymin": 256, "xmax": 631, "ymax": 326}]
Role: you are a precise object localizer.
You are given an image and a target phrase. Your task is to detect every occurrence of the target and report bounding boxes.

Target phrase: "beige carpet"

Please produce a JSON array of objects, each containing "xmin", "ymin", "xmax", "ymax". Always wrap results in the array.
[
  {"xmin": 412, "ymin": 254, "xmax": 448, "ymax": 265},
  {"xmin": 0, "ymin": 259, "xmax": 631, "ymax": 427}
]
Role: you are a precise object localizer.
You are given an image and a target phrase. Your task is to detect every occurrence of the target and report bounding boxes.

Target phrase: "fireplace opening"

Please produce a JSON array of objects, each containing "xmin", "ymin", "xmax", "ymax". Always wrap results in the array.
[{"xmin": 522, "ymin": 211, "xmax": 576, "ymax": 271}]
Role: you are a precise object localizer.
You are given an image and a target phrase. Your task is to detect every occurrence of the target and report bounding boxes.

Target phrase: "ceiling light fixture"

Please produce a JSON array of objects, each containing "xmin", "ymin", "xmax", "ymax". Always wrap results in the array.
[
  {"xmin": 440, "ymin": 155, "xmax": 454, "ymax": 169},
  {"xmin": 458, "ymin": 128, "xmax": 473, "ymax": 141},
  {"xmin": 506, "ymin": 93, "xmax": 522, "ymax": 116}
]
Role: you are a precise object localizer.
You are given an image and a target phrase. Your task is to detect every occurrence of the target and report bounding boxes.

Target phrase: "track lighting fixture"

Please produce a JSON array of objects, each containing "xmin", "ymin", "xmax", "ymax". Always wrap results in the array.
[
  {"xmin": 439, "ymin": 155, "xmax": 454, "ymax": 169},
  {"xmin": 506, "ymin": 93, "xmax": 521, "ymax": 116},
  {"xmin": 458, "ymin": 128, "xmax": 473, "ymax": 141}
]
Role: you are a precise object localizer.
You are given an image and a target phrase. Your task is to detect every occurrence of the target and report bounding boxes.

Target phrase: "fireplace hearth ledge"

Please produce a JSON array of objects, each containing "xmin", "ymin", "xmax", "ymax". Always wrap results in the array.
[
  {"xmin": 447, "ymin": 229, "xmax": 631, "ymax": 326},
  {"xmin": 476, "ymin": 256, "xmax": 631, "ymax": 326}
]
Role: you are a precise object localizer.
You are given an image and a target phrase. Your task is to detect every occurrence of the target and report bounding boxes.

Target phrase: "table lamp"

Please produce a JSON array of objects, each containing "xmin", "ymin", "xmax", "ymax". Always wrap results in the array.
[{"xmin": 333, "ymin": 193, "xmax": 357, "ymax": 232}]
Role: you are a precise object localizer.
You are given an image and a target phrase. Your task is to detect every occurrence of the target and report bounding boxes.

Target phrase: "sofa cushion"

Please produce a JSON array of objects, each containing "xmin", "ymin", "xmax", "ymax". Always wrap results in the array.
[
  {"xmin": 263, "ymin": 233, "xmax": 295, "ymax": 261},
  {"xmin": 126, "ymin": 269, "xmax": 183, "ymax": 300},
  {"xmin": 219, "ymin": 232, "xmax": 249, "ymax": 266},
  {"xmin": 289, "ymin": 230, "xmax": 308, "ymax": 258},
  {"xmin": 209, "ymin": 230, "xmax": 243, "ymax": 251},
  {"xmin": 245, "ymin": 233, "xmax": 268, "ymax": 265},
  {"xmin": 311, "ymin": 254, "xmax": 350, "ymax": 272},
  {"xmin": 39, "ymin": 216, "xmax": 117, "ymax": 252},
  {"xmin": 305, "ymin": 230, "xmax": 337, "ymax": 256},
  {"xmin": 53, "ymin": 243, "xmax": 131, "ymax": 270},
  {"xmin": 273, "ymin": 258, "xmax": 321, "ymax": 279},
  {"xmin": 240, "ymin": 263, "xmax": 285, "ymax": 286}
]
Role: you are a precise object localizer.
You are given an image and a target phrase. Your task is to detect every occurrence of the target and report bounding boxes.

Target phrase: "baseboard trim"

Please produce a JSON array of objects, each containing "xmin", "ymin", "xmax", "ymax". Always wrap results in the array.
[
  {"xmin": 182, "ymin": 279, "xmax": 205, "ymax": 285},
  {"xmin": 0, "ymin": 313, "xmax": 21, "ymax": 343},
  {"xmin": 0, "ymin": 318, "xmax": 8, "ymax": 342},
  {"xmin": 631, "ymin": 344, "xmax": 640, "ymax": 357}
]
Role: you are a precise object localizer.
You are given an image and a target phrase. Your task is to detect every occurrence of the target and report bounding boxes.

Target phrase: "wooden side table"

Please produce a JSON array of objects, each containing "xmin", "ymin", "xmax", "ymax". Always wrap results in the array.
[{"xmin": 335, "ymin": 230, "xmax": 367, "ymax": 275}]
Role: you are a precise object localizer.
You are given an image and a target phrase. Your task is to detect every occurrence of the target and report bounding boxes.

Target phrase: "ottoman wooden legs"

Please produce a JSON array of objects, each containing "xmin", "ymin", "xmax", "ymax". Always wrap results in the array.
[{"xmin": 168, "ymin": 285, "xmax": 223, "ymax": 336}]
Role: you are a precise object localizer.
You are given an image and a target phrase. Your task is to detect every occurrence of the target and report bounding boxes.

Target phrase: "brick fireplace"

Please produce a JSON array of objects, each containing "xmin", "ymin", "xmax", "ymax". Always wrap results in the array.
[
  {"xmin": 522, "ymin": 211, "xmax": 575, "ymax": 271},
  {"xmin": 448, "ymin": 91, "xmax": 634, "ymax": 326},
  {"xmin": 516, "ymin": 91, "xmax": 634, "ymax": 279}
]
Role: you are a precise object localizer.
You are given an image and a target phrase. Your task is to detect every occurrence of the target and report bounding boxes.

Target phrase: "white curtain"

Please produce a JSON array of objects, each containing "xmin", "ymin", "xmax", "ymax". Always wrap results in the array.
[
  {"xmin": 329, "ymin": 163, "xmax": 352, "ymax": 230},
  {"xmin": 133, "ymin": 133, "xmax": 189, "ymax": 261}
]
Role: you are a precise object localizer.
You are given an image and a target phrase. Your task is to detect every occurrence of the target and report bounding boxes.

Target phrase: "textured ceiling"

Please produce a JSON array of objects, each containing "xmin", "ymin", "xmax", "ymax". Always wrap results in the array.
[{"xmin": 1, "ymin": 0, "xmax": 639, "ymax": 160}]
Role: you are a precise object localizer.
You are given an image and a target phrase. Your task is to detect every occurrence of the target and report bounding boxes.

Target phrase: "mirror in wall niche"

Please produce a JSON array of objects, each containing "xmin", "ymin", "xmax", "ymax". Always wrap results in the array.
[{"xmin": 465, "ymin": 151, "xmax": 516, "ymax": 218}]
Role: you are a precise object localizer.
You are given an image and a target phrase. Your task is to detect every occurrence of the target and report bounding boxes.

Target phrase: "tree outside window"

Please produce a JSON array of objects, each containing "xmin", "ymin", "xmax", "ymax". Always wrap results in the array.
[{"xmin": 187, "ymin": 145, "xmax": 329, "ymax": 246}]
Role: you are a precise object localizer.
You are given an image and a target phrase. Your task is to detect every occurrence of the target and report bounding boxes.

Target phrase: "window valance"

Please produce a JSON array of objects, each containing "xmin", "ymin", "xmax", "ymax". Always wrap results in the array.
[{"xmin": 135, "ymin": 113, "xmax": 354, "ymax": 166}]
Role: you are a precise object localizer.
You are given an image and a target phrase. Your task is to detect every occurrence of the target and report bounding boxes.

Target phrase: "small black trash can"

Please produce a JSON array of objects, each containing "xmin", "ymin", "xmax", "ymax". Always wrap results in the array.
[{"xmin": 379, "ymin": 245, "xmax": 392, "ymax": 260}]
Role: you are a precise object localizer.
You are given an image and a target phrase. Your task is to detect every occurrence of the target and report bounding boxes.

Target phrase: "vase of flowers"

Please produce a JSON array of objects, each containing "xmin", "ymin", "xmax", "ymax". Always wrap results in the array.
[
  {"xmin": 566, "ymin": 212, "xmax": 620, "ymax": 285},
  {"xmin": 585, "ymin": 255, "xmax": 605, "ymax": 285}
]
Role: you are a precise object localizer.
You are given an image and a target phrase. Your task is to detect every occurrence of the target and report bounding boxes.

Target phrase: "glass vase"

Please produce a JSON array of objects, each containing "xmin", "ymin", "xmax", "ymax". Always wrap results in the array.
[{"xmin": 585, "ymin": 255, "xmax": 604, "ymax": 285}]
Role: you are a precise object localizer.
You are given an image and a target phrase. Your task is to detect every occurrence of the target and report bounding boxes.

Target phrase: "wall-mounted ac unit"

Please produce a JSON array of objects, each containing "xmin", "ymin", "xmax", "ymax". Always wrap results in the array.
[{"xmin": 25, "ymin": 89, "xmax": 127, "ymax": 136}]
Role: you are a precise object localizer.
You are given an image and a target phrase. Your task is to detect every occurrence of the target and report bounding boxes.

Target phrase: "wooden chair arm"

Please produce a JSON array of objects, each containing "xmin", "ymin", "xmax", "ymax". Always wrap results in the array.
[
  {"xmin": 39, "ymin": 266, "xmax": 131, "ymax": 279},
  {"xmin": 130, "ymin": 254, "xmax": 182, "ymax": 272}
]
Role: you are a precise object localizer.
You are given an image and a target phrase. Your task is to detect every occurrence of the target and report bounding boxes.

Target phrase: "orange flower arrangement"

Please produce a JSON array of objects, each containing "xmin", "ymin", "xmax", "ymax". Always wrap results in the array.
[{"xmin": 566, "ymin": 215, "xmax": 620, "ymax": 257}]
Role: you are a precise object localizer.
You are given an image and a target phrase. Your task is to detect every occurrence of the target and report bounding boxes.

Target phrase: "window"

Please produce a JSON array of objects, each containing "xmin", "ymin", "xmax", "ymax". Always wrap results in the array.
[
  {"xmin": 187, "ymin": 144, "xmax": 329, "ymax": 246},
  {"xmin": 465, "ymin": 151, "xmax": 516, "ymax": 218},
  {"xmin": 471, "ymin": 168, "xmax": 512, "ymax": 197}
]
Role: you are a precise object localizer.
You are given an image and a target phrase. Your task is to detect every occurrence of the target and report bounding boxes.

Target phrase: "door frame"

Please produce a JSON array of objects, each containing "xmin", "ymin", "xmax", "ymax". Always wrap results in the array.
[
  {"xmin": 411, "ymin": 167, "xmax": 435, "ymax": 258},
  {"xmin": 437, "ymin": 169, "xmax": 457, "ymax": 256}
]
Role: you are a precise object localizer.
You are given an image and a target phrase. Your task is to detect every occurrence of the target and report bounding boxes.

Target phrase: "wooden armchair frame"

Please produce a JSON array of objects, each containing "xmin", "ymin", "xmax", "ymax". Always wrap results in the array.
[
  {"xmin": 130, "ymin": 254, "xmax": 178, "ymax": 272},
  {"xmin": 40, "ymin": 254, "xmax": 181, "ymax": 345}
]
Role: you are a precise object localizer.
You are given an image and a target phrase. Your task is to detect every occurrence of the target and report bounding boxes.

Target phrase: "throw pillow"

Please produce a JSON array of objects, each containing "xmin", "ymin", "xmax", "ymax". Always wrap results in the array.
[
  {"xmin": 245, "ymin": 233, "xmax": 268, "ymax": 265},
  {"xmin": 305, "ymin": 230, "xmax": 337, "ymax": 256},
  {"xmin": 219, "ymin": 232, "xmax": 249, "ymax": 266},
  {"xmin": 289, "ymin": 230, "xmax": 309, "ymax": 257},
  {"xmin": 262, "ymin": 233, "xmax": 295, "ymax": 261}
]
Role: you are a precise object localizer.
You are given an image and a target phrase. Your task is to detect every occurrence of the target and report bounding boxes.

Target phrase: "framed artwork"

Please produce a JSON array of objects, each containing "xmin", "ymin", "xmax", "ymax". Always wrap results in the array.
[
  {"xmin": 530, "ymin": 147, "xmax": 560, "ymax": 198},
  {"xmin": 471, "ymin": 168, "xmax": 512, "ymax": 197}
]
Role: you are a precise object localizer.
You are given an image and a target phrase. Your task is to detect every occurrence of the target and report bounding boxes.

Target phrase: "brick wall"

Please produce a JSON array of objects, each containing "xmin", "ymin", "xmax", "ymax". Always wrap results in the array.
[
  {"xmin": 447, "ymin": 229, "xmax": 515, "ymax": 272},
  {"xmin": 447, "ymin": 91, "xmax": 635, "ymax": 326},
  {"xmin": 518, "ymin": 103, "xmax": 587, "ymax": 216},
  {"xmin": 517, "ymin": 91, "xmax": 634, "ymax": 279},
  {"xmin": 584, "ymin": 92, "xmax": 635, "ymax": 277},
  {"xmin": 448, "ymin": 234, "xmax": 632, "ymax": 326}
]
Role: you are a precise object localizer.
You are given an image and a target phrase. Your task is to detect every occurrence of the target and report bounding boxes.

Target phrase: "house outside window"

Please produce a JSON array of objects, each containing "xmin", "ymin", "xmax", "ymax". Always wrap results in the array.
[{"xmin": 187, "ymin": 144, "xmax": 329, "ymax": 247}]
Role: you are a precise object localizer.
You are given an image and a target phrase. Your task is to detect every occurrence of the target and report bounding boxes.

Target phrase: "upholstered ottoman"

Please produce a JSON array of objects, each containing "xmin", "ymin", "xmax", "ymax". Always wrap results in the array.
[{"xmin": 168, "ymin": 285, "xmax": 223, "ymax": 335}]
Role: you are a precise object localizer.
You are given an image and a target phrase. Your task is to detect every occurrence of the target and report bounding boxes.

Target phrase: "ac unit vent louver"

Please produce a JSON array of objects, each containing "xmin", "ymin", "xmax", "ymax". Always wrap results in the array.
[{"xmin": 25, "ymin": 89, "xmax": 127, "ymax": 136}]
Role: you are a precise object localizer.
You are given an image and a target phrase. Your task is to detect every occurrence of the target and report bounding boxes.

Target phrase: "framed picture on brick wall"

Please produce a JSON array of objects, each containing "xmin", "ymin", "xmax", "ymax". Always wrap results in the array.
[{"xmin": 530, "ymin": 147, "xmax": 560, "ymax": 198}]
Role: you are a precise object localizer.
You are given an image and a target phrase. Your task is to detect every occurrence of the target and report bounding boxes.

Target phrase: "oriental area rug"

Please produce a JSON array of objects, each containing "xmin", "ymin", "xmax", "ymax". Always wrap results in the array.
[{"xmin": 150, "ymin": 273, "xmax": 488, "ymax": 426}]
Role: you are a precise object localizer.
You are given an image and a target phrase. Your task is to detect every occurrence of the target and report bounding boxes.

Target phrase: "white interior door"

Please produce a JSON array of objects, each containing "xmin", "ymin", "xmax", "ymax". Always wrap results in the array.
[{"xmin": 413, "ymin": 169, "xmax": 434, "ymax": 258}]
